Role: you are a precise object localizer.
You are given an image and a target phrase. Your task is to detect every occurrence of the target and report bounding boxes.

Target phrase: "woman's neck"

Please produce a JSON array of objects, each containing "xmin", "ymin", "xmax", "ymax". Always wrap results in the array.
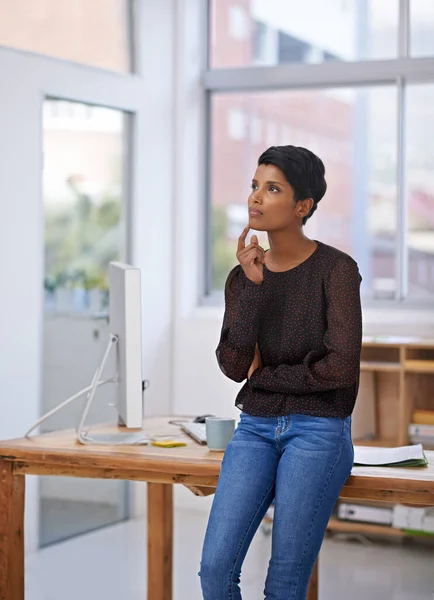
[
  {"xmin": 267, "ymin": 229, "xmax": 316, "ymax": 262},
  {"xmin": 264, "ymin": 230, "xmax": 318, "ymax": 272}
]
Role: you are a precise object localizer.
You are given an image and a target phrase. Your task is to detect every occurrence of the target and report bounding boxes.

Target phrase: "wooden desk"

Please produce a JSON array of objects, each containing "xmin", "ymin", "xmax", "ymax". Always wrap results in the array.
[{"xmin": 1, "ymin": 418, "xmax": 433, "ymax": 600}]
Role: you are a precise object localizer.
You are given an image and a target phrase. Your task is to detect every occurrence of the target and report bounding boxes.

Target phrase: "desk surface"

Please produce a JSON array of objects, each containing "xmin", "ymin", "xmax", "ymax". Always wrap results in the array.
[
  {"xmin": 0, "ymin": 418, "xmax": 433, "ymax": 503},
  {"xmin": 0, "ymin": 418, "xmax": 221, "ymax": 475}
]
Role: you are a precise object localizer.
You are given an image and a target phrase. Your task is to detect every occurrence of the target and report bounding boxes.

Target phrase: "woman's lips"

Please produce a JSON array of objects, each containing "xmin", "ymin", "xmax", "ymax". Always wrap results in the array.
[{"xmin": 249, "ymin": 208, "xmax": 263, "ymax": 217}]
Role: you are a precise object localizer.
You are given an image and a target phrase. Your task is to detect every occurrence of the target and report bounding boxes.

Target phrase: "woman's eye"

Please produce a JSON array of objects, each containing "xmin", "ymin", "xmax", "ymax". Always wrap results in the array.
[
  {"xmin": 251, "ymin": 183, "xmax": 258, "ymax": 191},
  {"xmin": 269, "ymin": 186, "xmax": 279, "ymax": 193}
]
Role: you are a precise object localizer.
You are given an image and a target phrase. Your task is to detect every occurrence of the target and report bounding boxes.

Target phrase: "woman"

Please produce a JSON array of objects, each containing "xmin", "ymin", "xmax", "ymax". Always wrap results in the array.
[{"xmin": 199, "ymin": 145, "xmax": 362, "ymax": 599}]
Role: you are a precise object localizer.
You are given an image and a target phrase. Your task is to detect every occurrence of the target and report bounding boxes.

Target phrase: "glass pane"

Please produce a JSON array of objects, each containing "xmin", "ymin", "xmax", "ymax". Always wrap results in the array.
[
  {"xmin": 406, "ymin": 85, "xmax": 434, "ymax": 299},
  {"xmin": 0, "ymin": 0, "xmax": 130, "ymax": 72},
  {"xmin": 210, "ymin": 88, "xmax": 397, "ymax": 298},
  {"xmin": 410, "ymin": 0, "xmax": 434, "ymax": 57},
  {"xmin": 41, "ymin": 100, "xmax": 128, "ymax": 546},
  {"xmin": 210, "ymin": 1, "xmax": 398, "ymax": 68}
]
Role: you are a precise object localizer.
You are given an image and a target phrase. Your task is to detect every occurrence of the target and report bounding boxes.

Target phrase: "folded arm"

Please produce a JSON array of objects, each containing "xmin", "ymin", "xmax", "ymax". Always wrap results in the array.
[
  {"xmin": 215, "ymin": 267, "xmax": 267, "ymax": 382},
  {"xmin": 249, "ymin": 258, "xmax": 362, "ymax": 394}
]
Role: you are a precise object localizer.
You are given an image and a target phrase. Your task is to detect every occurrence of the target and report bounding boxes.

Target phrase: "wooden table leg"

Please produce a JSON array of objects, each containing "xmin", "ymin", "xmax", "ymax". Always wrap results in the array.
[
  {"xmin": 147, "ymin": 483, "xmax": 173, "ymax": 600},
  {"xmin": 307, "ymin": 556, "xmax": 318, "ymax": 600},
  {"xmin": 0, "ymin": 461, "xmax": 25, "ymax": 600}
]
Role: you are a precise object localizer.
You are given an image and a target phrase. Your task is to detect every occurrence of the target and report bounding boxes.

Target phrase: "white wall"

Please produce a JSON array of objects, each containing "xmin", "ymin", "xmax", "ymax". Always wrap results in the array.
[
  {"xmin": 0, "ymin": 74, "xmax": 43, "ymax": 554},
  {"xmin": 131, "ymin": 0, "xmax": 175, "ymax": 421},
  {"xmin": 127, "ymin": 0, "xmax": 176, "ymax": 517}
]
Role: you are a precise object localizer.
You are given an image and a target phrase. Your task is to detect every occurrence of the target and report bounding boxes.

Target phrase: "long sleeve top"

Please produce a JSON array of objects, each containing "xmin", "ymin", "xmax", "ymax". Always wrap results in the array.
[{"xmin": 216, "ymin": 241, "xmax": 362, "ymax": 418}]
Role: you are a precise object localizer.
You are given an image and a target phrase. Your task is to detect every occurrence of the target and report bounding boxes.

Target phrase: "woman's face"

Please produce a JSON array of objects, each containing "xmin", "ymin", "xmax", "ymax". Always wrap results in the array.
[{"xmin": 248, "ymin": 164, "xmax": 313, "ymax": 232}]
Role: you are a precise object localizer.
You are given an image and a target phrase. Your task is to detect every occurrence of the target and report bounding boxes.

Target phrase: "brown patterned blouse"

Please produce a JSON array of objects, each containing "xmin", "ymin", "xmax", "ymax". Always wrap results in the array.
[{"xmin": 216, "ymin": 241, "xmax": 363, "ymax": 418}]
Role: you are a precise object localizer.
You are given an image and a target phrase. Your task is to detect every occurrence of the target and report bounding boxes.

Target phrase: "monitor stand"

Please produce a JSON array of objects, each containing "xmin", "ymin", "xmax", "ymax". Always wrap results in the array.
[{"xmin": 25, "ymin": 334, "xmax": 149, "ymax": 446}]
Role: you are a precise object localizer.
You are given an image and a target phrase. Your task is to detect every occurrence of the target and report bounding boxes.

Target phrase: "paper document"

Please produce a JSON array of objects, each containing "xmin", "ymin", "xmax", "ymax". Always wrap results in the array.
[{"xmin": 353, "ymin": 444, "xmax": 428, "ymax": 467}]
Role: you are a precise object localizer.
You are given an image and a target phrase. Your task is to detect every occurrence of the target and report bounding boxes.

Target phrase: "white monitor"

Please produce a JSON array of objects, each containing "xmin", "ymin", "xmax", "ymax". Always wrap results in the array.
[
  {"xmin": 109, "ymin": 262, "xmax": 143, "ymax": 429},
  {"xmin": 25, "ymin": 261, "xmax": 146, "ymax": 444}
]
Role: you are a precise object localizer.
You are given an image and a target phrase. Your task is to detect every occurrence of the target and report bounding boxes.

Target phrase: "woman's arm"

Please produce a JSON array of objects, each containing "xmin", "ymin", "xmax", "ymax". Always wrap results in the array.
[
  {"xmin": 248, "ymin": 258, "xmax": 362, "ymax": 394},
  {"xmin": 216, "ymin": 267, "xmax": 267, "ymax": 382}
]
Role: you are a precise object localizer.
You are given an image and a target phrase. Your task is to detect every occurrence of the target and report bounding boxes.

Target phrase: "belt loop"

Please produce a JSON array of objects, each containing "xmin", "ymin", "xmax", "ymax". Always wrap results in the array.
[{"xmin": 276, "ymin": 416, "xmax": 282, "ymax": 438}]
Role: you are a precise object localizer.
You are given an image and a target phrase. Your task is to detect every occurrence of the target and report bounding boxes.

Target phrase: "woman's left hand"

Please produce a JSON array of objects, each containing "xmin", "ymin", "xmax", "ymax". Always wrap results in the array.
[{"xmin": 248, "ymin": 344, "xmax": 263, "ymax": 379}]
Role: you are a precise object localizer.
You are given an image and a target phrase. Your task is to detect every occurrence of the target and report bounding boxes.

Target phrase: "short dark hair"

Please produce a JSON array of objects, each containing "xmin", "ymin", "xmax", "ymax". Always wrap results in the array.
[{"xmin": 258, "ymin": 145, "xmax": 327, "ymax": 224}]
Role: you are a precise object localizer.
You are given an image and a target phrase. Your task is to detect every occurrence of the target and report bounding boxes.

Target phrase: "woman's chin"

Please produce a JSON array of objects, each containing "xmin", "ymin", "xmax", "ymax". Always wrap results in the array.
[{"xmin": 248, "ymin": 218, "xmax": 266, "ymax": 231}]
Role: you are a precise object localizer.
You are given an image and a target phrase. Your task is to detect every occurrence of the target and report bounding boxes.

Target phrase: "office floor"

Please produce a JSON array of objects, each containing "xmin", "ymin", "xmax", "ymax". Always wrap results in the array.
[{"xmin": 27, "ymin": 508, "xmax": 433, "ymax": 600}]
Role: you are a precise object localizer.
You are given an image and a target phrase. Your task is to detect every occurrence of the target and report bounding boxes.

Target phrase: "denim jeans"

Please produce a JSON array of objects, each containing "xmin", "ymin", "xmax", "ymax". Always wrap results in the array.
[{"xmin": 199, "ymin": 412, "xmax": 353, "ymax": 600}]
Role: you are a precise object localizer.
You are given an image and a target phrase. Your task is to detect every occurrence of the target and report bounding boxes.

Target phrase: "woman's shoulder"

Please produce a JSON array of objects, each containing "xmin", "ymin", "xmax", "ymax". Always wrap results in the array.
[
  {"xmin": 317, "ymin": 241, "xmax": 359, "ymax": 270},
  {"xmin": 316, "ymin": 242, "xmax": 362, "ymax": 286},
  {"xmin": 225, "ymin": 264, "xmax": 244, "ymax": 291}
]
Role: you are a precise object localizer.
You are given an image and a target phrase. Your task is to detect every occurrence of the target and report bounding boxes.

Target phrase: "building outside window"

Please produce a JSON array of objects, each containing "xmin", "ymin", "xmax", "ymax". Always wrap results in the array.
[{"xmin": 206, "ymin": 0, "xmax": 434, "ymax": 302}]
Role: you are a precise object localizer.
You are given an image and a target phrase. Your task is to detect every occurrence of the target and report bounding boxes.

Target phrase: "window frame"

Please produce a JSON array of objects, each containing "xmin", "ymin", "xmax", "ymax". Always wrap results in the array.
[{"xmin": 202, "ymin": 0, "xmax": 434, "ymax": 307}]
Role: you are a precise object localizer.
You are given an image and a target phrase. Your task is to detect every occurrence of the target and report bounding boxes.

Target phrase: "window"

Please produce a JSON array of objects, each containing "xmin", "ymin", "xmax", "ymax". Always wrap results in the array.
[
  {"xmin": 0, "ymin": 0, "xmax": 131, "ymax": 72},
  {"xmin": 406, "ymin": 85, "xmax": 434, "ymax": 298},
  {"xmin": 210, "ymin": 88, "xmax": 397, "ymax": 296},
  {"xmin": 43, "ymin": 100, "xmax": 126, "ymax": 313},
  {"xmin": 210, "ymin": 0, "xmax": 398, "ymax": 68},
  {"xmin": 205, "ymin": 2, "xmax": 434, "ymax": 302},
  {"xmin": 227, "ymin": 107, "xmax": 248, "ymax": 140},
  {"xmin": 410, "ymin": 0, "xmax": 434, "ymax": 57},
  {"xmin": 250, "ymin": 115, "xmax": 263, "ymax": 143},
  {"xmin": 41, "ymin": 100, "xmax": 129, "ymax": 544},
  {"xmin": 228, "ymin": 5, "xmax": 250, "ymax": 41}
]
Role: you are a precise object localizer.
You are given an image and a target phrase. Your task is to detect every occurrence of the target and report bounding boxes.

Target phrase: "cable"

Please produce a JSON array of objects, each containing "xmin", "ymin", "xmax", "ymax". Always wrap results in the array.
[
  {"xmin": 25, "ymin": 375, "xmax": 117, "ymax": 438},
  {"xmin": 76, "ymin": 335, "xmax": 117, "ymax": 441},
  {"xmin": 26, "ymin": 333, "xmax": 154, "ymax": 446}
]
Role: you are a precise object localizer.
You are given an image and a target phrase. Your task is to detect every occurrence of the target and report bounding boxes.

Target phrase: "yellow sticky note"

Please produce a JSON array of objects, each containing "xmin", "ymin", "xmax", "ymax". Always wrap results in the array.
[{"xmin": 151, "ymin": 440, "xmax": 187, "ymax": 448}]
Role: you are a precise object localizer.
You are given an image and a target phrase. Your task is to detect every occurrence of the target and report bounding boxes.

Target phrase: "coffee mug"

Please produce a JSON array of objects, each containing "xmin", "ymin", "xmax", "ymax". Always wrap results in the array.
[{"xmin": 205, "ymin": 417, "xmax": 236, "ymax": 451}]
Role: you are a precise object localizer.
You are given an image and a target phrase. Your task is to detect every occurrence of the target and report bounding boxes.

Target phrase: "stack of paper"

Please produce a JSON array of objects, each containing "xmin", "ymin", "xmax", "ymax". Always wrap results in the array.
[
  {"xmin": 393, "ymin": 505, "xmax": 434, "ymax": 533},
  {"xmin": 354, "ymin": 444, "xmax": 428, "ymax": 467}
]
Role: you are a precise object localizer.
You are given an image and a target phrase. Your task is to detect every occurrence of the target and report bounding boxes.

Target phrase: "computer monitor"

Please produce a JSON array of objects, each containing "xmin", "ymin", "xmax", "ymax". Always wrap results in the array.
[
  {"xmin": 109, "ymin": 262, "xmax": 143, "ymax": 429},
  {"xmin": 25, "ymin": 261, "xmax": 145, "ymax": 443}
]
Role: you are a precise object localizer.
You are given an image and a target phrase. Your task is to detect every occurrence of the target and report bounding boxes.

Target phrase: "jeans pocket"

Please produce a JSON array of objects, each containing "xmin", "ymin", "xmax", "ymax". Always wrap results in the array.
[{"xmin": 290, "ymin": 414, "xmax": 345, "ymax": 454}]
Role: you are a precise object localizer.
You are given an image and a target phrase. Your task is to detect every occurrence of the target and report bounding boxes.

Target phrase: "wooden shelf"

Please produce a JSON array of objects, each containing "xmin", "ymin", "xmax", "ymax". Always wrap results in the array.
[
  {"xmin": 265, "ymin": 517, "xmax": 429, "ymax": 540},
  {"xmin": 360, "ymin": 361, "xmax": 401, "ymax": 372},
  {"xmin": 405, "ymin": 360, "xmax": 434, "ymax": 374},
  {"xmin": 343, "ymin": 339, "xmax": 434, "ymax": 538},
  {"xmin": 353, "ymin": 438, "xmax": 397, "ymax": 448},
  {"xmin": 362, "ymin": 337, "xmax": 434, "ymax": 348},
  {"xmin": 327, "ymin": 518, "xmax": 405, "ymax": 538}
]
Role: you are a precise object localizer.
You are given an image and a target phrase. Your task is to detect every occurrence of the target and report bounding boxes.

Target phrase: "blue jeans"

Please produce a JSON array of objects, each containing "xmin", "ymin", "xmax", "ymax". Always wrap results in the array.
[{"xmin": 199, "ymin": 412, "xmax": 353, "ymax": 600}]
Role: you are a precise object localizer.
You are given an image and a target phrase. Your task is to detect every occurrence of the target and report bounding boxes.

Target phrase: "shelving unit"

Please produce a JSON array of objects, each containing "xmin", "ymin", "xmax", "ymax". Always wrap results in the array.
[
  {"xmin": 353, "ymin": 337, "xmax": 434, "ymax": 448},
  {"xmin": 355, "ymin": 438, "xmax": 397, "ymax": 448},
  {"xmin": 326, "ymin": 517, "xmax": 406, "ymax": 538},
  {"xmin": 360, "ymin": 361, "xmax": 401, "ymax": 373},
  {"xmin": 405, "ymin": 360, "xmax": 434, "ymax": 374},
  {"xmin": 264, "ymin": 516, "xmax": 426, "ymax": 540},
  {"xmin": 339, "ymin": 337, "xmax": 434, "ymax": 538}
]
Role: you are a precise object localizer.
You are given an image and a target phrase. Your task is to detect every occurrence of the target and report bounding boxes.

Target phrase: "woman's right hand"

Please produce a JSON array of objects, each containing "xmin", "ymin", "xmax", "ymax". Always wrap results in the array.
[{"xmin": 237, "ymin": 226, "xmax": 265, "ymax": 285}]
